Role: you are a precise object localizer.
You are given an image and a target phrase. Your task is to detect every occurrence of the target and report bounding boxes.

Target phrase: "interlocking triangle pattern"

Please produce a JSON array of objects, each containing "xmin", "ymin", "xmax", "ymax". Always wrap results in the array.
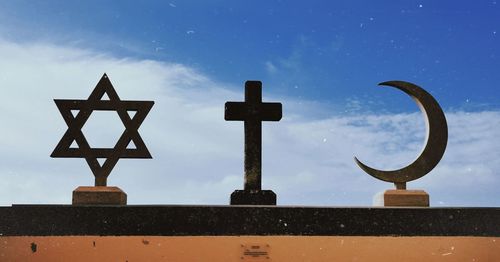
[{"xmin": 51, "ymin": 74, "xmax": 154, "ymax": 186}]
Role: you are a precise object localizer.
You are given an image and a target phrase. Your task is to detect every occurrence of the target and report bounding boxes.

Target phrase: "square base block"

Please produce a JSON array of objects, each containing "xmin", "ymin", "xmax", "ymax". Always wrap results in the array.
[
  {"xmin": 383, "ymin": 189, "xmax": 429, "ymax": 207},
  {"xmin": 230, "ymin": 190, "xmax": 276, "ymax": 205},
  {"xmin": 72, "ymin": 186, "xmax": 127, "ymax": 205}
]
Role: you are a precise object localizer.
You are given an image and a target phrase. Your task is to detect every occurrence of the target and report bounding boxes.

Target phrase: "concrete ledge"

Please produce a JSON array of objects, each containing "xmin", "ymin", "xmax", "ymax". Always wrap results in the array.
[{"xmin": 0, "ymin": 205, "xmax": 498, "ymax": 237}]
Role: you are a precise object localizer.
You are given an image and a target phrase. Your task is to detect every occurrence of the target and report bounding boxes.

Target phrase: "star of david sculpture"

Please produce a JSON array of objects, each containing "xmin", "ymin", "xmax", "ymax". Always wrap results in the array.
[{"xmin": 51, "ymin": 73, "xmax": 154, "ymax": 205}]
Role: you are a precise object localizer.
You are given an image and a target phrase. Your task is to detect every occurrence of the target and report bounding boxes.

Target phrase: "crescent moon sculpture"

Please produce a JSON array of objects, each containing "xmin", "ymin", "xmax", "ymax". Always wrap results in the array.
[{"xmin": 354, "ymin": 81, "xmax": 448, "ymax": 190}]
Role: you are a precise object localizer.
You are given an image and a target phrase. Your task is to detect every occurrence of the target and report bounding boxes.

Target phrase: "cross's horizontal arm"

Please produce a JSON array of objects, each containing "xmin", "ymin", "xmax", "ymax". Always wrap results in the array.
[
  {"xmin": 224, "ymin": 102, "xmax": 246, "ymax": 121},
  {"xmin": 260, "ymin": 103, "xmax": 282, "ymax": 121},
  {"xmin": 224, "ymin": 102, "xmax": 282, "ymax": 121}
]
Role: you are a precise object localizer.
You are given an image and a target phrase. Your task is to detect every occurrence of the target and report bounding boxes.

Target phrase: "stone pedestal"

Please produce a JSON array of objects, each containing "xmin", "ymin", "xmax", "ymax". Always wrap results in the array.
[
  {"xmin": 381, "ymin": 189, "xmax": 429, "ymax": 207},
  {"xmin": 72, "ymin": 186, "xmax": 127, "ymax": 205},
  {"xmin": 230, "ymin": 190, "xmax": 276, "ymax": 205}
]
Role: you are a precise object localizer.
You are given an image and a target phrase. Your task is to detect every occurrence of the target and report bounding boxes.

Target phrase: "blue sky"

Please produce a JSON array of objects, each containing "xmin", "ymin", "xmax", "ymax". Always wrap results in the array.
[
  {"xmin": 0, "ymin": 1, "xmax": 499, "ymax": 206},
  {"xmin": 2, "ymin": 0, "xmax": 499, "ymax": 111}
]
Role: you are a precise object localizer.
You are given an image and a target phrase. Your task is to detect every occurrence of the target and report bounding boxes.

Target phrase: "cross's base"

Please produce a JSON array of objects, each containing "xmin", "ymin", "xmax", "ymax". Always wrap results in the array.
[
  {"xmin": 381, "ymin": 189, "xmax": 429, "ymax": 207},
  {"xmin": 230, "ymin": 190, "xmax": 276, "ymax": 205},
  {"xmin": 72, "ymin": 186, "xmax": 127, "ymax": 205}
]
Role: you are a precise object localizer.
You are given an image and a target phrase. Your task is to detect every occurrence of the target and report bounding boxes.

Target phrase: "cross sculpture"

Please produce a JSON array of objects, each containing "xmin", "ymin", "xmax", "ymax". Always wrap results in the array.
[{"xmin": 225, "ymin": 81, "xmax": 282, "ymax": 205}]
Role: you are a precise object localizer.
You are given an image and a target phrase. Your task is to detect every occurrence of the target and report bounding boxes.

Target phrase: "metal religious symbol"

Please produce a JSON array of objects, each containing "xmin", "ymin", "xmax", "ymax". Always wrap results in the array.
[
  {"xmin": 51, "ymin": 74, "xmax": 154, "ymax": 186},
  {"xmin": 225, "ymin": 81, "xmax": 282, "ymax": 205},
  {"xmin": 354, "ymin": 81, "xmax": 448, "ymax": 190}
]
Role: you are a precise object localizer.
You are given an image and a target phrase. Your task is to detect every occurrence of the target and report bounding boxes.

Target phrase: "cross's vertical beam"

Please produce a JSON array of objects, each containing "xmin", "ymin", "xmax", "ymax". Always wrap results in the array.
[{"xmin": 244, "ymin": 83, "xmax": 262, "ymax": 190}]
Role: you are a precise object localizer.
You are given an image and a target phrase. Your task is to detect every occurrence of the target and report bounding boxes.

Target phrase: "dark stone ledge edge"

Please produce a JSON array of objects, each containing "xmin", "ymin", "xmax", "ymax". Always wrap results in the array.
[{"xmin": 0, "ymin": 205, "xmax": 498, "ymax": 237}]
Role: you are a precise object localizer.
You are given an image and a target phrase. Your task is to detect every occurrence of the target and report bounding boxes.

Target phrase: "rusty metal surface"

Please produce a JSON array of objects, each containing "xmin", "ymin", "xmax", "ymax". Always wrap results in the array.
[
  {"xmin": 51, "ymin": 74, "xmax": 154, "ymax": 186},
  {"xmin": 354, "ymin": 81, "xmax": 448, "ymax": 189},
  {"xmin": 2, "ymin": 236, "xmax": 500, "ymax": 262},
  {"xmin": 225, "ymin": 81, "xmax": 282, "ymax": 192}
]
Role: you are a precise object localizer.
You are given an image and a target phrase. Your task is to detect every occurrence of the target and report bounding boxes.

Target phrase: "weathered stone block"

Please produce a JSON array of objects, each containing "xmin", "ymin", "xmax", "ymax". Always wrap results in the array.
[
  {"xmin": 72, "ymin": 186, "xmax": 127, "ymax": 205},
  {"xmin": 230, "ymin": 190, "xmax": 276, "ymax": 205},
  {"xmin": 383, "ymin": 189, "xmax": 429, "ymax": 207}
]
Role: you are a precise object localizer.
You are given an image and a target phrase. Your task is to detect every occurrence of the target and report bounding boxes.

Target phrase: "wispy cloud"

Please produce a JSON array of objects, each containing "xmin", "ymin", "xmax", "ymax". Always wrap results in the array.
[
  {"xmin": 0, "ymin": 39, "xmax": 499, "ymax": 207},
  {"xmin": 265, "ymin": 61, "xmax": 278, "ymax": 74}
]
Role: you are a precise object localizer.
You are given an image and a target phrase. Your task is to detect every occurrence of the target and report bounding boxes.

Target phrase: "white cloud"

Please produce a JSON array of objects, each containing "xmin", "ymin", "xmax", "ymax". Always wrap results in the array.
[
  {"xmin": 0, "ymin": 39, "xmax": 499, "ymax": 207},
  {"xmin": 265, "ymin": 61, "xmax": 277, "ymax": 74}
]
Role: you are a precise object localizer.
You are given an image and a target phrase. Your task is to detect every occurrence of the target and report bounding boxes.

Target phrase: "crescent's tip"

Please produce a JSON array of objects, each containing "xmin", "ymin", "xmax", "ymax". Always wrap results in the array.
[{"xmin": 378, "ymin": 80, "xmax": 401, "ymax": 87}]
